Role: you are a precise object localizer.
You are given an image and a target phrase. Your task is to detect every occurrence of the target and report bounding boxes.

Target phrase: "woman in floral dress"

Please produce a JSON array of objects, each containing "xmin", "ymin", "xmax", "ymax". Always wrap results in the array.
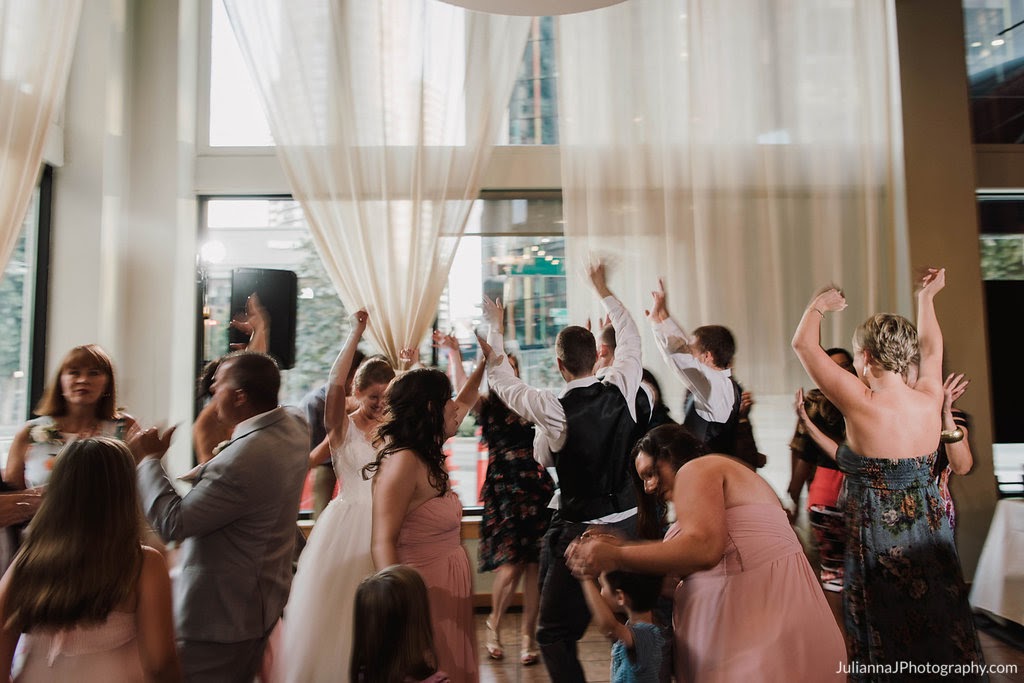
[
  {"xmin": 437, "ymin": 327, "xmax": 554, "ymax": 667},
  {"xmin": 792, "ymin": 270, "xmax": 984, "ymax": 680}
]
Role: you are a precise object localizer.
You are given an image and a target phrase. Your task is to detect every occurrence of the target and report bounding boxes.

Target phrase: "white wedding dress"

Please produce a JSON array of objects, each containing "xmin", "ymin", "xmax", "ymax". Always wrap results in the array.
[{"xmin": 278, "ymin": 416, "xmax": 377, "ymax": 683}]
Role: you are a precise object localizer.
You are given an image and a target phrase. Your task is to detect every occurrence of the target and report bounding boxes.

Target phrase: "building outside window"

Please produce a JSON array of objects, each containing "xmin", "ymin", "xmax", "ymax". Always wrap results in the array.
[{"xmin": 199, "ymin": 195, "xmax": 564, "ymax": 511}]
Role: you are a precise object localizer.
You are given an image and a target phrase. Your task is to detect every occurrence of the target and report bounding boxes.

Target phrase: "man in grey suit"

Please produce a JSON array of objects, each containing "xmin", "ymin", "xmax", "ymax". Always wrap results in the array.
[{"xmin": 132, "ymin": 352, "xmax": 308, "ymax": 682}]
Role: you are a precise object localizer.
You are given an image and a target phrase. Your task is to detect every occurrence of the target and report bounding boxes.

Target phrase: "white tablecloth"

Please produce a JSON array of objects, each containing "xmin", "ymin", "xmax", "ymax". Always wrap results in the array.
[{"xmin": 970, "ymin": 498, "xmax": 1024, "ymax": 626}]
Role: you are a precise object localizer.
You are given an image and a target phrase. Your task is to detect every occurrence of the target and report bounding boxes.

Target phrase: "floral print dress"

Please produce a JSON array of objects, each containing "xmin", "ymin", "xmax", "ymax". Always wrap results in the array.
[
  {"xmin": 837, "ymin": 444, "xmax": 985, "ymax": 681},
  {"xmin": 477, "ymin": 396, "xmax": 554, "ymax": 572}
]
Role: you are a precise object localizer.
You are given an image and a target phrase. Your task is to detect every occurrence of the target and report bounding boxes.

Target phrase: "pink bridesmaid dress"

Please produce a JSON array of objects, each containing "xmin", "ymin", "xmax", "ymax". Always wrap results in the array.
[
  {"xmin": 671, "ymin": 503, "xmax": 846, "ymax": 682},
  {"xmin": 397, "ymin": 492, "xmax": 478, "ymax": 683}
]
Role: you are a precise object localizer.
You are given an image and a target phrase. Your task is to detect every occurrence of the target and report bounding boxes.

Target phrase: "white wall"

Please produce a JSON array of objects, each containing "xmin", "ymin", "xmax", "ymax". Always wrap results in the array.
[{"xmin": 49, "ymin": 0, "xmax": 198, "ymax": 476}]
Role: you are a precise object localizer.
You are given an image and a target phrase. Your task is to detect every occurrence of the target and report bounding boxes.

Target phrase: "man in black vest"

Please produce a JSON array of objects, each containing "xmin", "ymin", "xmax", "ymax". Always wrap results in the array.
[
  {"xmin": 647, "ymin": 279, "xmax": 742, "ymax": 455},
  {"xmin": 481, "ymin": 261, "xmax": 647, "ymax": 683}
]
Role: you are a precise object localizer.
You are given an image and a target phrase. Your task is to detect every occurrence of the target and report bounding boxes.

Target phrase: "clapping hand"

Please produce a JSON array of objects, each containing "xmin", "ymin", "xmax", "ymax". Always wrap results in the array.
[{"xmin": 127, "ymin": 424, "xmax": 177, "ymax": 464}]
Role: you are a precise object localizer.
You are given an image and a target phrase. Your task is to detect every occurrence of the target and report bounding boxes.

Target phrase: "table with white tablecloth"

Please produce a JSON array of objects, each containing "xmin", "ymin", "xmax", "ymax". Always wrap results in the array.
[{"xmin": 970, "ymin": 498, "xmax": 1024, "ymax": 626}]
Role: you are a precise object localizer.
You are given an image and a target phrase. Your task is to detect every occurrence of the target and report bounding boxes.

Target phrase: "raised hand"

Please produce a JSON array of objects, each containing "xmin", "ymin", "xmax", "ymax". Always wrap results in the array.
[
  {"xmin": 353, "ymin": 308, "xmax": 369, "ymax": 330},
  {"xmin": 587, "ymin": 259, "xmax": 612, "ymax": 298},
  {"xmin": 646, "ymin": 278, "xmax": 669, "ymax": 322},
  {"xmin": 432, "ymin": 330, "xmax": 460, "ymax": 355},
  {"xmin": 229, "ymin": 293, "xmax": 272, "ymax": 351},
  {"xmin": 810, "ymin": 286, "xmax": 847, "ymax": 314},
  {"xmin": 943, "ymin": 372, "xmax": 969, "ymax": 413},
  {"xmin": 482, "ymin": 295, "xmax": 504, "ymax": 334},
  {"xmin": 794, "ymin": 388, "xmax": 810, "ymax": 426},
  {"xmin": 476, "ymin": 332, "xmax": 497, "ymax": 363},
  {"xmin": 398, "ymin": 347, "xmax": 418, "ymax": 370},
  {"xmin": 918, "ymin": 267, "xmax": 946, "ymax": 299}
]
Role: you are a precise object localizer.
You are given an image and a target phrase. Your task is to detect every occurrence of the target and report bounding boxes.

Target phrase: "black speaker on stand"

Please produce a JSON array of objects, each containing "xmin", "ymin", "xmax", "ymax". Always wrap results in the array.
[
  {"xmin": 985, "ymin": 280, "xmax": 1023, "ymax": 444},
  {"xmin": 229, "ymin": 268, "xmax": 298, "ymax": 369}
]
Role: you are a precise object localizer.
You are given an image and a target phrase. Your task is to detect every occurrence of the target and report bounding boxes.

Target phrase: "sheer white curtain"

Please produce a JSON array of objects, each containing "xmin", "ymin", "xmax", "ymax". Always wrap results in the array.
[
  {"xmin": 223, "ymin": 0, "xmax": 529, "ymax": 362},
  {"xmin": 0, "ymin": 0, "xmax": 82, "ymax": 275},
  {"xmin": 558, "ymin": 0, "xmax": 907, "ymax": 395}
]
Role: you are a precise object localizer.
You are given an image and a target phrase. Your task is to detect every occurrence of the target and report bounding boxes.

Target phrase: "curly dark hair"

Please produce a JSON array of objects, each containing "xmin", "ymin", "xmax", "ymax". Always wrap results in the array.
[{"xmin": 363, "ymin": 368, "xmax": 452, "ymax": 494}]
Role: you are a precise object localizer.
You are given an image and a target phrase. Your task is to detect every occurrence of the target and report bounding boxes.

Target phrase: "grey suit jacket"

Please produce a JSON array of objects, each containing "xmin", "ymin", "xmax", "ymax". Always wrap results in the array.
[{"xmin": 138, "ymin": 406, "xmax": 309, "ymax": 643}]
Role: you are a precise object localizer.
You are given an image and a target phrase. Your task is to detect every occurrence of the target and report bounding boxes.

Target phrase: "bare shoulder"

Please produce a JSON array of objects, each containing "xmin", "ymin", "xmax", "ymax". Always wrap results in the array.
[
  {"xmin": 141, "ymin": 545, "xmax": 167, "ymax": 566},
  {"xmin": 377, "ymin": 448, "xmax": 425, "ymax": 475}
]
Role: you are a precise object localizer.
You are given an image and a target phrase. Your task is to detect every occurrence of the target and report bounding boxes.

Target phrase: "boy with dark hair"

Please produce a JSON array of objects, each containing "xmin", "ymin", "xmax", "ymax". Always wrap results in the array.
[
  {"xmin": 579, "ymin": 569, "xmax": 665, "ymax": 683},
  {"xmin": 646, "ymin": 280, "xmax": 743, "ymax": 457}
]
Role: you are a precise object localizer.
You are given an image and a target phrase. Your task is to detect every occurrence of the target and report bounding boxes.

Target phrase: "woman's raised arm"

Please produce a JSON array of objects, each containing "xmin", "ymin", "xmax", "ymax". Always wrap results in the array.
[{"xmin": 325, "ymin": 309, "xmax": 368, "ymax": 451}]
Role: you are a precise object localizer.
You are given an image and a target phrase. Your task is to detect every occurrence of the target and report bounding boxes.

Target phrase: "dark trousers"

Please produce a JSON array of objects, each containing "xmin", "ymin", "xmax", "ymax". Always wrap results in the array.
[
  {"xmin": 536, "ymin": 513, "xmax": 636, "ymax": 683},
  {"xmin": 179, "ymin": 631, "xmax": 269, "ymax": 683}
]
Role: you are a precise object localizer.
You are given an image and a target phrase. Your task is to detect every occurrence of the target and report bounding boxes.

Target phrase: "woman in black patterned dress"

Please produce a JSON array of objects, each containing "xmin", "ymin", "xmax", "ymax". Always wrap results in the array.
[{"xmin": 436, "ymin": 332, "xmax": 554, "ymax": 667}]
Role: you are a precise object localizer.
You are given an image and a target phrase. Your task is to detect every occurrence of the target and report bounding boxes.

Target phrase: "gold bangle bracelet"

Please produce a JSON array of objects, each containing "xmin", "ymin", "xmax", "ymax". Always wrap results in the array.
[
  {"xmin": 940, "ymin": 428, "xmax": 964, "ymax": 444},
  {"xmin": 809, "ymin": 307, "xmax": 824, "ymax": 318}
]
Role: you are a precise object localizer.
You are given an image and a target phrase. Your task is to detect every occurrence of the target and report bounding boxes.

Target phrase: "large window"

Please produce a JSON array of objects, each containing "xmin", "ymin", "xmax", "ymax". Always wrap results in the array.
[
  {"xmin": 198, "ymin": 195, "xmax": 564, "ymax": 509},
  {"xmin": 964, "ymin": 1, "xmax": 1024, "ymax": 143},
  {"xmin": 0, "ymin": 174, "xmax": 49, "ymax": 467},
  {"xmin": 976, "ymin": 194, "xmax": 1024, "ymax": 496},
  {"xmin": 206, "ymin": 2, "xmax": 558, "ymax": 148}
]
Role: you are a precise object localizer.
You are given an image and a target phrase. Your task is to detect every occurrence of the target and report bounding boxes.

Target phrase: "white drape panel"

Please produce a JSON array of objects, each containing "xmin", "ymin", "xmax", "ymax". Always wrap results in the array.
[
  {"xmin": 223, "ymin": 0, "xmax": 529, "ymax": 363},
  {"xmin": 559, "ymin": 0, "xmax": 907, "ymax": 395},
  {"xmin": 0, "ymin": 0, "xmax": 82, "ymax": 275}
]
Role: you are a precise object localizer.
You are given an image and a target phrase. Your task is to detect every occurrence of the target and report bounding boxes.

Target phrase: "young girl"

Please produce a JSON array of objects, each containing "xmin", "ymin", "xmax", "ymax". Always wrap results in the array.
[
  {"xmin": 350, "ymin": 565, "xmax": 449, "ymax": 683},
  {"xmin": 0, "ymin": 437, "xmax": 179, "ymax": 682}
]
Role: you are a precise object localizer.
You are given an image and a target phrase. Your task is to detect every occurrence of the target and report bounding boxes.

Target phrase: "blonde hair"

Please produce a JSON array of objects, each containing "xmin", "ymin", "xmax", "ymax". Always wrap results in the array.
[
  {"xmin": 353, "ymin": 355, "xmax": 396, "ymax": 393},
  {"xmin": 350, "ymin": 565, "xmax": 438, "ymax": 683},
  {"xmin": 853, "ymin": 314, "xmax": 919, "ymax": 376},
  {"xmin": 3, "ymin": 438, "xmax": 143, "ymax": 632}
]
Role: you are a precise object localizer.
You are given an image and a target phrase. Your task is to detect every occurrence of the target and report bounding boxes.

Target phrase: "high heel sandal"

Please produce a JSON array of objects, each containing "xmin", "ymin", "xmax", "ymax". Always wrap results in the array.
[
  {"xmin": 520, "ymin": 635, "xmax": 540, "ymax": 666},
  {"xmin": 485, "ymin": 620, "xmax": 504, "ymax": 660}
]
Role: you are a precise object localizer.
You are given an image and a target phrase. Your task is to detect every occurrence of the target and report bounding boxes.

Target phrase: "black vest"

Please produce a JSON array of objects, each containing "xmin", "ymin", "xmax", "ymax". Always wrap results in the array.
[
  {"xmin": 683, "ymin": 378, "xmax": 742, "ymax": 455},
  {"xmin": 553, "ymin": 382, "xmax": 649, "ymax": 523}
]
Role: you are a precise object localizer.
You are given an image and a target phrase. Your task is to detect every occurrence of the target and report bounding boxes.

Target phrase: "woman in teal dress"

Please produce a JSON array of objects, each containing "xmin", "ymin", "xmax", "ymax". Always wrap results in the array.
[{"xmin": 792, "ymin": 269, "xmax": 984, "ymax": 681}]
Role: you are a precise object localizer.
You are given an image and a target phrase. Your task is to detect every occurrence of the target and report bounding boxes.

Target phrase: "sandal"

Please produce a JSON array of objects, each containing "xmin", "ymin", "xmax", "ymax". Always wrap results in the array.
[
  {"xmin": 485, "ymin": 620, "xmax": 504, "ymax": 660},
  {"xmin": 520, "ymin": 635, "xmax": 540, "ymax": 666}
]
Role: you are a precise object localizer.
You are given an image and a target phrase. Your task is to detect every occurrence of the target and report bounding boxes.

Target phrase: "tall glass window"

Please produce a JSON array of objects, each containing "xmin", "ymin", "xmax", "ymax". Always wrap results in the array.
[
  {"xmin": 0, "ymin": 188, "xmax": 42, "ymax": 467},
  {"xmin": 976, "ymin": 194, "xmax": 1024, "ymax": 496},
  {"xmin": 964, "ymin": 1, "xmax": 1024, "ymax": 143},
  {"xmin": 199, "ymin": 195, "xmax": 564, "ymax": 509}
]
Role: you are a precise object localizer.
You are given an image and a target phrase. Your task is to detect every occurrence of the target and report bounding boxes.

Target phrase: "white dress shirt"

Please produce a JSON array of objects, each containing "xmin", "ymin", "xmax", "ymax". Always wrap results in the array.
[
  {"xmin": 486, "ymin": 295, "xmax": 644, "ymax": 522},
  {"xmin": 650, "ymin": 317, "xmax": 735, "ymax": 422}
]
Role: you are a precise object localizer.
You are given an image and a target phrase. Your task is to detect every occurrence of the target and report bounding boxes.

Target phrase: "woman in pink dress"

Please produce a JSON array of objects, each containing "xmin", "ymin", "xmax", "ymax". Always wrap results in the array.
[
  {"xmin": 568, "ymin": 424, "xmax": 846, "ymax": 683},
  {"xmin": 0, "ymin": 437, "xmax": 179, "ymax": 682},
  {"xmin": 366, "ymin": 363, "xmax": 486, "ymax": 683}
]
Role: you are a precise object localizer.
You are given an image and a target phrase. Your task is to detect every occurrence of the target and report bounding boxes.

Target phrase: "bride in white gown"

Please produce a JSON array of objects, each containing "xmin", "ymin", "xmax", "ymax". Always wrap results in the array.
[{"xmin": 278, "ymin": 310, "xmax": 395, "ymax": 682}]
